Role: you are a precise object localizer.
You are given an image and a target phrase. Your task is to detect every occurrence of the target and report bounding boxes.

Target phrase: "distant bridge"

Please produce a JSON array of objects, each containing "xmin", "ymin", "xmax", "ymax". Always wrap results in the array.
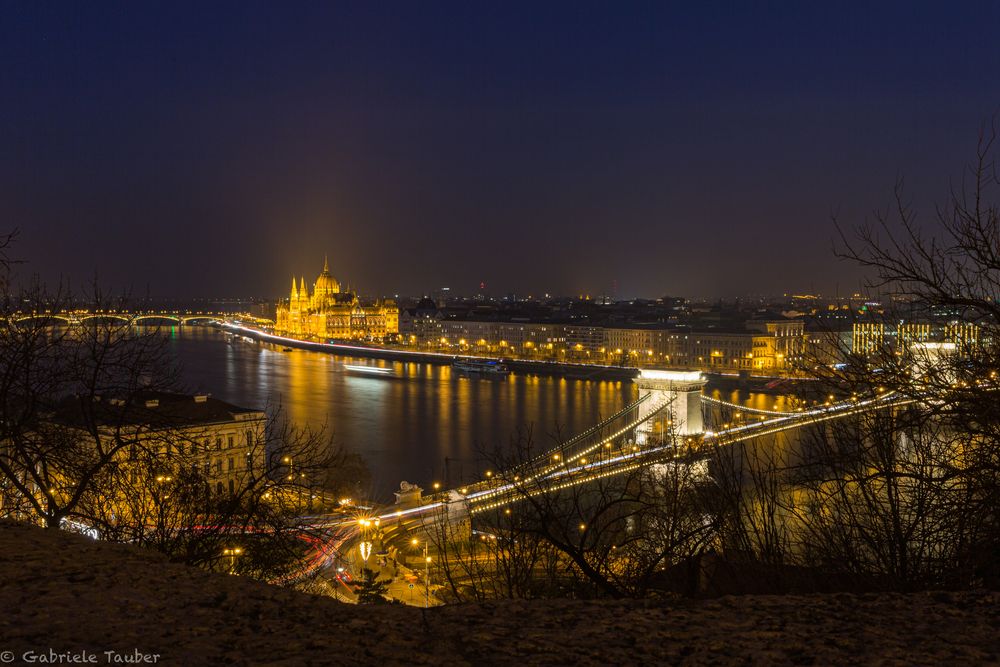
[{"xmin": 11, "ymin": 311, "xmax": 255, "ymax": 326}]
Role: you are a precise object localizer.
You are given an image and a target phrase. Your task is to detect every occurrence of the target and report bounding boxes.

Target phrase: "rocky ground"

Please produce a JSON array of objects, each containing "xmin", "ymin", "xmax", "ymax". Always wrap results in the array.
[{"xmin": 1, "ymin": 521, "xmax": 998, "ymax": 666}]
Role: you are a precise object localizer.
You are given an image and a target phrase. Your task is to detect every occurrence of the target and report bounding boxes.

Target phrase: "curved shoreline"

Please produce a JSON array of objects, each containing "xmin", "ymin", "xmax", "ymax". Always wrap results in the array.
[
  {"xmin": 220, "ymin": 322, "xmax": 642, "ymax": 381},
  {"xmin": 218, "ymin": 322, "xmax": 817, "ymax": 394}
]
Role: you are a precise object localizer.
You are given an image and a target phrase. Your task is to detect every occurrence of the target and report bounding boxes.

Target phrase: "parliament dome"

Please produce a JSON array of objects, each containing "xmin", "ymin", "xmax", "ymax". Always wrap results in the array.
[{"xmin": 314, "ymin": 256, "xmax": 340, "ymax": 295}]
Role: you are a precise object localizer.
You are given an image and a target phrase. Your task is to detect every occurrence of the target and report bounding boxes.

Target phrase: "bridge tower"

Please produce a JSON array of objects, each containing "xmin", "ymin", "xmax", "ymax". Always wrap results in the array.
[{"xmin": 634, "ymin": 369, "xmax": 707, "ymax": 443}]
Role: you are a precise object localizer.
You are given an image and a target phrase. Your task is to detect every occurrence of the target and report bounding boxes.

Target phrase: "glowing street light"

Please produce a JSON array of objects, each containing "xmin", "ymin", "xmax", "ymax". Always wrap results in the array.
[
  {"xmin": 410, "ymin": 538, "xmax": 432, "ymax": 608},
  {"xmin": 222, "ymin": 546, "xmax": 243, "ymax": 574}
]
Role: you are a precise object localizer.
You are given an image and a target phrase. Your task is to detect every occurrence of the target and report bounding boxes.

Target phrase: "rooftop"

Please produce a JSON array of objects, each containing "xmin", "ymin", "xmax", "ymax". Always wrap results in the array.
[{"xmin": 50, "ymin": 391, "xmax": 262, "ymax": 429}]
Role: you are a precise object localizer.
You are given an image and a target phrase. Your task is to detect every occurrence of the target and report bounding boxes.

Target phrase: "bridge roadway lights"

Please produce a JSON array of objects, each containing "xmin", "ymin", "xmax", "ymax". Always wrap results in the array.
[{"xmin": 633, "ymin": 369, "xmax": 707, "ymax": 443}]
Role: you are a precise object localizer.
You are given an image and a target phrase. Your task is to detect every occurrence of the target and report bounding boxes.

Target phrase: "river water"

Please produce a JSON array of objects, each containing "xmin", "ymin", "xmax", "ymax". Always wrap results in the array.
[{"xmin": 165, "ymin": 326, "xmax": 796, "ymax": 501}]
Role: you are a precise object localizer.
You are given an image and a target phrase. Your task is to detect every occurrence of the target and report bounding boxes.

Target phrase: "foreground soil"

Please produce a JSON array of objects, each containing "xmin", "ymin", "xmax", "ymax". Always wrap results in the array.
[{"xmin": 1, "ymin": 522, "xmax": 998, "ymax": 666}]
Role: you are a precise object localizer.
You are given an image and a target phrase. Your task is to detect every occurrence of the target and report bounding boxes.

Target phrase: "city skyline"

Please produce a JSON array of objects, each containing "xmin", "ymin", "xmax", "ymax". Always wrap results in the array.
[
  {"xmin": 4, "ymin": 3, "xmax": 1000, "ymax": 298},
  {"xmin": 3, "ymin": 3, "xmax": 1000, "ymax": 650}
]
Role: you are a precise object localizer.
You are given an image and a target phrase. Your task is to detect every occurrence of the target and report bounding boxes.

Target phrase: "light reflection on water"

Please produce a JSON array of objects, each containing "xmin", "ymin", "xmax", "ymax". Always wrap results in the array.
[
  {"xmin": 166, "ymin": 327, "xmax": 634, "ymax": 500},
  {"xmin": 165, "ymin": 327, "xmax": 796, "ymax": 500},
  {"xmin": 706, "ymin": 388, "xmax": 800, "ymax": 413}
]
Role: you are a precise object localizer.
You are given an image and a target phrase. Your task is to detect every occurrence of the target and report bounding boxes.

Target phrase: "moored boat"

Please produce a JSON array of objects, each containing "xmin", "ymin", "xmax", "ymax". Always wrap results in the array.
[{"xmin": 452, "ymin": 357, "xmax": 510, "ymax": 377}]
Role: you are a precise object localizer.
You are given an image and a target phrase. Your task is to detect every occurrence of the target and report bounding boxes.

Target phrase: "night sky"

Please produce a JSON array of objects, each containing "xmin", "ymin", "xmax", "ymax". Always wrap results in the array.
[{"xmin": 3, "ymin": 2, "xmax": 998, "ymax": 300}]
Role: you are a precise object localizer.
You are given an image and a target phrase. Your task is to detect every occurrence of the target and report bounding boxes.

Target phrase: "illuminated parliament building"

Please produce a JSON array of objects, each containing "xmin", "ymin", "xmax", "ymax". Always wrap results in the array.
[{"xmin": 275, "ymin": 257, "xmax": 398, "ymax": 341}]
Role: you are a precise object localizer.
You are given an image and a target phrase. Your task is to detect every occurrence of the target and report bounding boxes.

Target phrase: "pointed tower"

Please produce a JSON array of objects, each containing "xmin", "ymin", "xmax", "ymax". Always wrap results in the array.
[{"xmin": 285, "ymin": 276, "xmax": 301, "ymax": 335}]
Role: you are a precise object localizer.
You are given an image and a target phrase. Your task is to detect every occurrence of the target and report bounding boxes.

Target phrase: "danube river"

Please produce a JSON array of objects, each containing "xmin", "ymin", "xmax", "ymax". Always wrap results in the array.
[{"xmin": 166, "ymin": 326, "xmax": 795, "ymax": 501}]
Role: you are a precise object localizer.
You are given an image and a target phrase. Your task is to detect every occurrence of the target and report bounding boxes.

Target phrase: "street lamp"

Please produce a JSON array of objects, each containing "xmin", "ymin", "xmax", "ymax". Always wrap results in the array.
[
  {"xmin": 222, "ymin": 547, "xmax": 243, "ymax": 574},
  {"xmin": 424, "ymin": 553, "xmax": 432, "ymax": 608},
  {"xmin": 412, "ymin": 538, "xmax": 431, "ymax": 608}
]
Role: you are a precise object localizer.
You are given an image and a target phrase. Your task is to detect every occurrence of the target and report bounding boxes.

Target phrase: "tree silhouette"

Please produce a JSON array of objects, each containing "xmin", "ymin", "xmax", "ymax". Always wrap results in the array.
[{"xmin": 353, "ymin": 567, "xmax": 391, "ymax": 604}]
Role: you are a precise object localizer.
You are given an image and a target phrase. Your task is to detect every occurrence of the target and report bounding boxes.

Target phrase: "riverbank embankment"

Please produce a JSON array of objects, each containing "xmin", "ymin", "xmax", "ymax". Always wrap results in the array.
[
  {"xmin": 221, "ymin": 323, "xmax": 640, "ymax": 380},
  {"xmin": 221, "ymin": 322, "xmax": 819, "ymax": 393}
]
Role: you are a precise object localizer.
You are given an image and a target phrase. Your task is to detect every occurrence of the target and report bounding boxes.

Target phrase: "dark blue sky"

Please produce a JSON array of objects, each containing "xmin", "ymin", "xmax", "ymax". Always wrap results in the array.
[{"xmin": 2, "ymin": 2, "xmax": 998, "ymax": 299}]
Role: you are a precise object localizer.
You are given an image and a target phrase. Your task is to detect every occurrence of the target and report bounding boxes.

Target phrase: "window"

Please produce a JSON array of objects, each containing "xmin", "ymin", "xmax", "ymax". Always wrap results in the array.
[
  {"xmin": 227, "ymin": 435, "xmax": 234, "ymax": 448},
  {"xmin": 228, "ymin": 479, "xmax": 235, "ymax": 495},
  {"xmin": 216, "ymin": 437, "xmax": 223, "ymax": 450},
  {"xmin": 216, "ymin": 482, "xmax": 224, "ymax": 495},
  {"xmin": 190, "ymin": 442, "xmax": 197, "ymax": 455},
  {"xmin": 228, "ymin": 457, "xmax": 234, "ymax": 472}
]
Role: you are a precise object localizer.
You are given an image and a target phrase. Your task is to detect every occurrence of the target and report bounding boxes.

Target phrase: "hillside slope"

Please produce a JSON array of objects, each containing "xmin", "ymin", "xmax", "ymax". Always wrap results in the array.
[{"xmin": 0, "ymin": 521, "xmax": 998, "ymax": 666}]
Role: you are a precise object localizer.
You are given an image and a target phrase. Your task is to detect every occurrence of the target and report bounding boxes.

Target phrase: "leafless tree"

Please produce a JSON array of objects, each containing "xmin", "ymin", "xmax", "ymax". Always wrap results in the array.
[
  {"xmin": 0, "ymin": 249, "xmax": 361, "ymax": 584},
  {"xmin": 424, "ymin": 486, "xmax": 560, "ymax": 602},
  {"xmin": 791, "ymin": 405, "xmax": 977, "ymax": 589},
  {"xmin": 0, "ymin": 281, "xmax": 177, "ymax": 529},
  {"xmin": 459, "ymin": 421, "xmax": 714, "ymax": 599},
  {"xmin": 789, "ymin": 121, "xmax": 1000, "ymax": 588},
  {"xmin": 72, "ymin": 411, "xmax": 345, "ymax": 582},
  {"xmin": 705, "ymin": 435, "xmax": 794, "ymax": 583}
]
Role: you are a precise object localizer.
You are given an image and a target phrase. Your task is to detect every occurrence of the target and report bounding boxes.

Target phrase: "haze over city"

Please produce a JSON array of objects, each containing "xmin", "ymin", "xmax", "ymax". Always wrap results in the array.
[
  {"xmin": 4, "ymin": 2, "xmax": 999, "ymax": 299},
  {"xmin": 6, "ymin": 3, "xmax": 1000, "ymax": 664}
]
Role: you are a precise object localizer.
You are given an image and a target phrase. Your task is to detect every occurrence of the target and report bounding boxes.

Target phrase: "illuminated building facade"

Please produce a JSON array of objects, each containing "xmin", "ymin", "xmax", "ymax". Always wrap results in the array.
[
  {"xmin": 79, "ymin": 392, "xmax": 267, "ymax": 496},
  {"xmin": 0, "ymin": 393, "xmax": 268, "ymax": 523},
  {"xmin": 275, "ymin": 257, "xmax": 399, "ymax": 341},
  {"xmin": 682, "ymin": 321, "xmax": 805, "ymax": 372},
  {"xmin": 398, "ymin": 313, "xmax": 805, "ymax": 373},
  {"xmin": 944, "ymin": 322, "xmax": 979, "ymax": 348},
  {"xmin": 852, "ymin": 321, "xmax": 980, "ymax": 357},
  {"xmin": 897, "ymin": 322, "xmax": 932, "ymax": 352},
  {"xmin": 852, "ymin": 322, "xmax": 885, "ymax": 355}
]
